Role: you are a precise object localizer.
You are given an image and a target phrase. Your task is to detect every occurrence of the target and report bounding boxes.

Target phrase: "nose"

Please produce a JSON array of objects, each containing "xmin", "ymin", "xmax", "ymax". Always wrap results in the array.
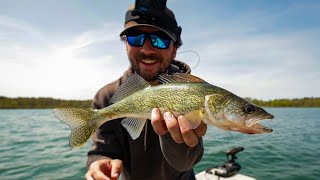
[{"xmin": 140, "ymin": 37, "xmax": 155, "ymax": 54}]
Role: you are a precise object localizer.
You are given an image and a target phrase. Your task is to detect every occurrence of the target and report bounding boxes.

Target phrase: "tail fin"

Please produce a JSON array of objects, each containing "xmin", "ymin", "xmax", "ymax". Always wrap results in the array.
[{"xmin": 53, "ymin": 108, "xmax": 97, "ymax": 149}]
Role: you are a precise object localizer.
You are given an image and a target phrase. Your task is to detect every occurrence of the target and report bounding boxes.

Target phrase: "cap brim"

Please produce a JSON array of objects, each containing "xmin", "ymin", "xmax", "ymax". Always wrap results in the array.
[{"xmin": 120, "ymin": 22, "xmax": 177, "ymax": 42}]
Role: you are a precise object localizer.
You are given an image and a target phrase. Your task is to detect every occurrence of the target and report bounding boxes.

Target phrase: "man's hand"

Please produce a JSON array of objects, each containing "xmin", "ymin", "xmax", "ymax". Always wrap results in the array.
[
  {"xmin": 85, "ymin": 159, "xmax": 122, "ymax": 180},
  {"xmin": 151, "ymin": 108, "xmax": 207, "ymax": 147}
]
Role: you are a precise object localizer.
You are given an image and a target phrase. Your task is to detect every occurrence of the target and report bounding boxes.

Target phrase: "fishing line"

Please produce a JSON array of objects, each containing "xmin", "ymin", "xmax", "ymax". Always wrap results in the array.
[
  {"xmin": 177, "ymin": 50, "xmax": 201, "ymax": 70},
  {"xmin": 224, "ymin": 131, "xmax": 255, "ymax": 149}
]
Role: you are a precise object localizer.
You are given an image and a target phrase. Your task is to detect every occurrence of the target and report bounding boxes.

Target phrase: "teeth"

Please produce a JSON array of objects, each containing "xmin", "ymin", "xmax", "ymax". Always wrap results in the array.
[
  {"xmin": 245, "ymin": 118, "xmax": 260, "ymax": 127},
  {"xmin": 141, "ymin": 59, "xmax": 157, "ymax": 64}
]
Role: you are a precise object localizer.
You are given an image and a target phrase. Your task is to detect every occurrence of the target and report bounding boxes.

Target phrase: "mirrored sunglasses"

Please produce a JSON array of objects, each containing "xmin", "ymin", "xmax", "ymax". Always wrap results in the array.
[{"xmin": 126, "ymin": 30, "xmax": 172, "ymax": 49}]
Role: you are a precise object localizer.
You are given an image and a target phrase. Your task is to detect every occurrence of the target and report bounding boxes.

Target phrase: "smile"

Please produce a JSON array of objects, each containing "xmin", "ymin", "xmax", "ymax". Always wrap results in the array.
[{"xmin": 140, "ymin": 59, "xmax": 158, "ymax": 64}]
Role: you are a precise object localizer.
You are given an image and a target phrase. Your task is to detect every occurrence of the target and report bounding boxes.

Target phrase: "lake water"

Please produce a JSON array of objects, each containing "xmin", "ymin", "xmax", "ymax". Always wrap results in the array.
[{"xmin": 0, "ymin": 108, "xmax": 319, "ymax": 180}]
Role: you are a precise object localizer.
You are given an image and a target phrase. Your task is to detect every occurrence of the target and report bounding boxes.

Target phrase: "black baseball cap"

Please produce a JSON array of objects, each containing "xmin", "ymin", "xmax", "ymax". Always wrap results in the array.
[{"xmin": 120, "ymin": 4, "xmax": 182, "ymax": 46}]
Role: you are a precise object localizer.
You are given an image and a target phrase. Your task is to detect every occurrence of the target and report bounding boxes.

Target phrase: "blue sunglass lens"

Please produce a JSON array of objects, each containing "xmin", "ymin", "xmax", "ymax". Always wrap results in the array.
[
  {"xmin": 126, "ymin": 31, "xmax": 171, "ymax": 49},
  {"xmin": 127, "ymin": 34, "xmax": 145, "ymax": 47},
  {"xmin": 150, "ymin": 34, "xmax": 170, "ymax": 49}
]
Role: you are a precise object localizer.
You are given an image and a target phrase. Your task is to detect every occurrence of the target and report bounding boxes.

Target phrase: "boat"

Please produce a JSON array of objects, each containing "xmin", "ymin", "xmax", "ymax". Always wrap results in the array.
[
  {"xmin": 196, "ymin": 147, "xmax": 256, "ymax": 180},
  {"xmin": 196, "ymin": 168, "xmax": 256, "ymax": 180}
]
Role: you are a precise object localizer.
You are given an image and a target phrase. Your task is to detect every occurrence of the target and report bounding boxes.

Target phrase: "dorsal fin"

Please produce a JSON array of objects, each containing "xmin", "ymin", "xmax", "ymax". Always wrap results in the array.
[
  {"xmin": 111, "ymin": 73, "xmax": 150, "ymax": 103},
  {"xmin": 159, "ymin": 73, "xmax": 207, "ymax": 84}
]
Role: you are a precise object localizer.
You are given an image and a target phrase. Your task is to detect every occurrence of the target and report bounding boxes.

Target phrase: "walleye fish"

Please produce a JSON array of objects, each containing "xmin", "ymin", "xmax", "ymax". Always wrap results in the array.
[{"xmin": 54, "ymin": 73, "xmax": 274, "ymax": 148}]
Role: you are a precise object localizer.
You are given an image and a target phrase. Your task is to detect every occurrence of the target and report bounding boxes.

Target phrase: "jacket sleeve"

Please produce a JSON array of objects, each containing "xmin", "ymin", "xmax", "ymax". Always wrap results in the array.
[
  {"xmin": 159, "ymin": 133, "xmax": 204, "ymax": 172},
  {"xmin": 86, "ymin": 122, "xmax": 123, "ymax": 168},
  {"xmin": 86, "ymin": 81, "xmax": 123, "ymax": 168}
]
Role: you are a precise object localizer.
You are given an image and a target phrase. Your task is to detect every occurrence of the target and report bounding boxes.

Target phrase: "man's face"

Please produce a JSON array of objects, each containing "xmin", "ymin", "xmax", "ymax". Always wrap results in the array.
[{"xmin": 125, "ymin": 26, "xmax": 177, "ymax": 82}]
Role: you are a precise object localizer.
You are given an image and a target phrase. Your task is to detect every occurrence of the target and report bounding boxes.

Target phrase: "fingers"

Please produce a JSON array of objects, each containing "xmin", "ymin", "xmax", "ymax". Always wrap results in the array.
[
  {"xmin": 85, "ymin": 173, "xmax": 94, "ymax": 180},
  {"xmin": 194, "ymin": 122, "xmax": 207, "ymax": 137},
  {"xmin": 86, "ymin": 160, "xmax": 110, "ymax": 180},
  {"xmin": 151, "ymin": 108, "xmax": 167, "ymax": 135},
  {"xmin": 110, "ymin": 159, "xmax": 123, "ymax": 179},
  {"xmin": 178, "ymin": 116, "xmax": 199, "ymax": 147},
  {"xmin": 151, "ymin": 108, "xmax": 207, "ymax": 147},
  {"xmin": 151, "ymin": 109, "xmax": 183, "ymax": 143},
  {"xmin": 163, "ymin": 112, "xmax": 183, "ymax": 143},
  {"xmin": 91, "ymin": 171, "xmax": 110, "ymax": 180},
  {"xmin": 85, "ymin": 159, "xmax": 123, "ymax": 180}
]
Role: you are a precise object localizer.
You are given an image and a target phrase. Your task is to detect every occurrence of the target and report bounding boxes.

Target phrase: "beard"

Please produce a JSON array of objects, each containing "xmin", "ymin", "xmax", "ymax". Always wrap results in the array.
[{"xmin": 129, "ymin": 52, "xmax": 171, "ymax": 82}]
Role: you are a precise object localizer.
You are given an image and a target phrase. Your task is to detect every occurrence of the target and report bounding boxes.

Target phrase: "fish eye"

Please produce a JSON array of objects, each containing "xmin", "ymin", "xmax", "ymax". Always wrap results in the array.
[{"xmin": 244, "ymin": 104, "xmax": 255, "ymax": 114}]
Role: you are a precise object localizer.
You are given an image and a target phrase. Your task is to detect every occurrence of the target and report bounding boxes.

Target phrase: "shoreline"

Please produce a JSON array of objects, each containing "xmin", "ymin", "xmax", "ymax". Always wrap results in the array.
[{"xmin": 1, "ymin": 96, "xmax": 320, "ymax": 108}]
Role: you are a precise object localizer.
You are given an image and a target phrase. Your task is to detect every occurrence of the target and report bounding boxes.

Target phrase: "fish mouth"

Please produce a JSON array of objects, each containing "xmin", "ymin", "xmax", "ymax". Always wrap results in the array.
[
  {"xmin": 245, "ymin": 114, "xmax": 274, "ymax": 133},
  {"xmin": 250, "ymin": 123, "xmax": 273, "ymax": 133}
]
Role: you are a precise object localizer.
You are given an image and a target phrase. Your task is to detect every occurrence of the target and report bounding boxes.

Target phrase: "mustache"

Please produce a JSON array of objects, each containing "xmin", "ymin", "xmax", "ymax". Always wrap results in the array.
[{"xmin": 137, "ymin": 53, "xmax": 163, "ymax": 62}]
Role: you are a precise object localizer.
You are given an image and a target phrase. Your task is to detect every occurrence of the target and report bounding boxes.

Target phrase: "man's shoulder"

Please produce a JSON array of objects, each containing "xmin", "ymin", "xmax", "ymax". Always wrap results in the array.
[
  {"xmin": 93, "ymin": 69, "xmax": 133, "ymax": 109},
  {"xmin": 170, "ymin": 59, "xmax": 191, "ymax": 74},
  {"xmin": 93, "ymin": 79, "xmax": 119, "ymax": 109}
]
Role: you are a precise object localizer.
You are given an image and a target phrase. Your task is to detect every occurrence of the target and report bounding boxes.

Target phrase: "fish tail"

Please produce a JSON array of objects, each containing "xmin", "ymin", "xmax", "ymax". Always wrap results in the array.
[{"xmin": 53, "ymin": 107, "xmax": 98, "ymax": 149}]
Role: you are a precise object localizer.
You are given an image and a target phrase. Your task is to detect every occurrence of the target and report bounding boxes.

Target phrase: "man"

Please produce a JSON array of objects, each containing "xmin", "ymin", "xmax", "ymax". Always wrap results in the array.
[{"xmin": 85, "ymin": 3, "xmax": 207, "ymax": 180}]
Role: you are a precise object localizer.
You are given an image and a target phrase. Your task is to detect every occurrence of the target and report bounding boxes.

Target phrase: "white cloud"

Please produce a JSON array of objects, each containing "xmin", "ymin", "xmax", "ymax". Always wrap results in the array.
[
  {"xmin": 185, "ymin": 28, "xmax": 320, "ymax": 100},
  {"xmin": 0, "ymin": 17, "xmax": 129, "ymax": 99},
  {"xmin": 1, "ymin": 2, "xmax": 319, "ymax": 100},
  {"xmin": 172, "ymin": 4, "xmax": 320, "ymax": 100},
  {"xmin": 0, "ymin": 15, "xmax": 36, "ymax": 33}
]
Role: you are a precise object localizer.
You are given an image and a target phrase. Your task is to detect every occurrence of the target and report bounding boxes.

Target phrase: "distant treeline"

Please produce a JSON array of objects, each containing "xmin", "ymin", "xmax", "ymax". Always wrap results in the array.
[
  {"xmin": 0, "ymin": 96, "xmax": 92, "ymax": 109},
  {"xmin": 245, "ymin": 97, "xmax": 320, "ymax": 107},
  {"xmin": 0, "ymin": 96, "xmax": 319, "ymax": 109}
]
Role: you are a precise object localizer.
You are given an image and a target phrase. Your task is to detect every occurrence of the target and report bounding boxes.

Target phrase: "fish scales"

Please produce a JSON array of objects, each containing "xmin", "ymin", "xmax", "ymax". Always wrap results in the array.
[
  {"xmin": 103, "ymin": 83, "xmax": 216, "ymax": 118},
  {"xmin": 54, "ymin": 73, "xmax": 274, "ymax": 148}
]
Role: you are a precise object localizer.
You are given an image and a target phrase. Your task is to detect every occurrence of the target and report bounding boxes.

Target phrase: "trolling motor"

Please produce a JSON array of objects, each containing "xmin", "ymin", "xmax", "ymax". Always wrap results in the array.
[{"xmin": 206, "ymin": 147, "xmax": 244, "ymax": 177}]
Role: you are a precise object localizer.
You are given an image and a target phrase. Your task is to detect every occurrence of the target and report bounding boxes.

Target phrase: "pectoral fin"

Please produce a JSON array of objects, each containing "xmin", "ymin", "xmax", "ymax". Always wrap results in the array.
[
  {"xmin": 178, "ymin": 109, "xmax": 205, "ymax": 129},
  {"xmin": 121, "ymin": 118, "xmax": 147, "ymax": 140}
]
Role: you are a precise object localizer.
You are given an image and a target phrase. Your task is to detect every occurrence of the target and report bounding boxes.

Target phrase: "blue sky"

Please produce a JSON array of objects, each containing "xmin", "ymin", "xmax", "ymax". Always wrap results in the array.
[{"xmin": 1, "ymin": 0, "xmax": 319, "ymax": 100}]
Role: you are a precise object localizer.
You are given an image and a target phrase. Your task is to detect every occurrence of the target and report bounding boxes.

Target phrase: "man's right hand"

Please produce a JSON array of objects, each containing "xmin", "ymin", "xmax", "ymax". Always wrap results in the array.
[{"xmin": 85, "ymin": 159, "xmax": 123, "ymax": 180}]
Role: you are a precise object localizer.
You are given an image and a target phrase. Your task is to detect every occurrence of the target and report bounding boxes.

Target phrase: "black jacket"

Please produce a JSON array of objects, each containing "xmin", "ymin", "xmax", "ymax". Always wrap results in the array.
[{"xmin": 87, "ymin": 60, "xmax": 204, "ymax": 180}]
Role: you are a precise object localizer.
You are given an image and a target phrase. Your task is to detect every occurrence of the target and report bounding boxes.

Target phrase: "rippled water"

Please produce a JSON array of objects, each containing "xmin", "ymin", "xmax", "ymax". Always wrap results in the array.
[
  {"xmin": 194, "ymin": 108, "xmax": 320, "ymax": 180},
  {"xmin": 0, "ymin": 109, "xmax": 90, "ymax": 180},
  {"xmin": 1, "ymin": 108, "xmax": 319, "ymax": 180}
]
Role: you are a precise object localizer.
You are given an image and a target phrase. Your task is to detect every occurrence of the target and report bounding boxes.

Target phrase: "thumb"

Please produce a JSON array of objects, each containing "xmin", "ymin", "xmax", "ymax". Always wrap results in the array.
[{"xmin": 110, "ymin": 159, "xmax": 123, "ymax": 179}]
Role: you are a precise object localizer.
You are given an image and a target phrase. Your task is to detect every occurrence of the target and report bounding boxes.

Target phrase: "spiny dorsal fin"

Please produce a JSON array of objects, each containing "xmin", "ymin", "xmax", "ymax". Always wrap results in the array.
[
  {"xmin": 159, "ymin": 73, "xmax": 207, "ymax": 84},
  {"xmin": 111, "ymin": 73, "xmax": 150, "ymax": 103}
]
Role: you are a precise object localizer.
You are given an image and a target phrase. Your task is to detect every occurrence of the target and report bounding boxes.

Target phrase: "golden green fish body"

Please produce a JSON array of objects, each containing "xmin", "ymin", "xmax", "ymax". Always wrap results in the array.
[
  {"xmin": 100, "ymin": 83, "xmax": 217, "ymax": 120},
  {"xmin": 54, "ymin": 73, "xmax": 274, "ymax": 148}
]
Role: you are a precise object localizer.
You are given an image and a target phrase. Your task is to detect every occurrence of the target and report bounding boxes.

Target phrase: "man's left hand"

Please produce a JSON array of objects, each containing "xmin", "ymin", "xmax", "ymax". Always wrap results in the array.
[{"xmin": 151, "ymin": 108, "xmax": 207, "ymax": 147}]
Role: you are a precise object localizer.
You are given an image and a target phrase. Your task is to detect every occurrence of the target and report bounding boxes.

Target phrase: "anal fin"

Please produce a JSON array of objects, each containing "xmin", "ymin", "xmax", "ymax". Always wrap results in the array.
[{"xmin": 121, "ymin": 118, "xmax": 147, "ymax": 140}]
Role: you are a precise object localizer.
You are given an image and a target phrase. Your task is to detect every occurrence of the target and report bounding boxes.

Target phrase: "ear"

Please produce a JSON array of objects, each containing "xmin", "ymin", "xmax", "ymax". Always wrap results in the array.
[
  {"xmin": 125, "ymin": 41, "xmax": 129, "ymax": 52},
  {"xmin": 121, "ymin": 36, "xmax": 129, "ymax": 52},
  {"xmin": 171, "ymin": 46, "xmax": 177, "ymax": 59}
]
